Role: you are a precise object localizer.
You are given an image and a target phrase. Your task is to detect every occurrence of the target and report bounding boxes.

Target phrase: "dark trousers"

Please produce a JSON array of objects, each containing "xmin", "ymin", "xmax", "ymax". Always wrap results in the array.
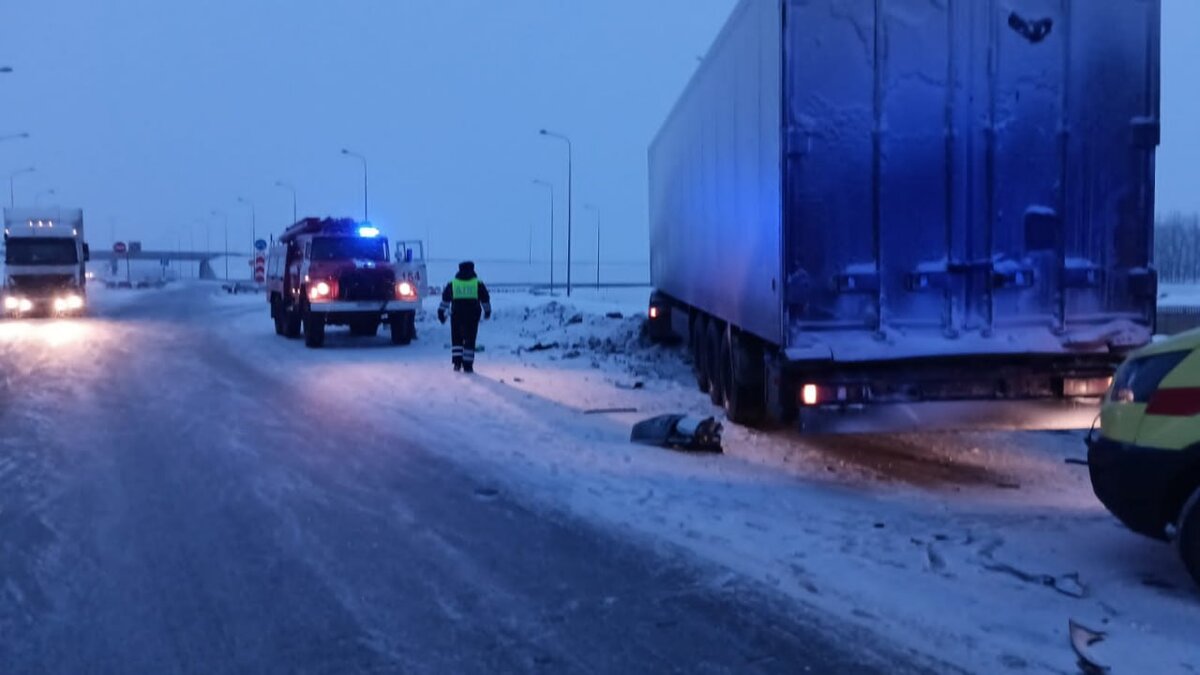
[{"xmin": 451, "ymin": 312, "xmax": 481, "ymax": 366}]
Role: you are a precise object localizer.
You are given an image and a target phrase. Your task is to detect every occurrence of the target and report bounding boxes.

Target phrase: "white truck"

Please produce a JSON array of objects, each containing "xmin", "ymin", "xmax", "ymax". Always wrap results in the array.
[{"xmin": 2, "ymin": 208, "xmax": 90, "ymax": 318}]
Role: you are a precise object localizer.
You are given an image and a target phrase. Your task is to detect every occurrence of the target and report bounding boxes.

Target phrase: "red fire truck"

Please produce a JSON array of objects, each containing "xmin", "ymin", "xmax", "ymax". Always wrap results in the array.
[{"xmin": 266, "ymin": 218, "xmax": 419, "ymax": 348}]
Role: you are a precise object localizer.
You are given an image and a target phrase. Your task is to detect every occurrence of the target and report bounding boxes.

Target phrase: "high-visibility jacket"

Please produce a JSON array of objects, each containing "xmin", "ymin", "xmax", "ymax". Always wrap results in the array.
[{"xmin": 440, "ymin": 273, "xmax": 491, "ymax": 318}]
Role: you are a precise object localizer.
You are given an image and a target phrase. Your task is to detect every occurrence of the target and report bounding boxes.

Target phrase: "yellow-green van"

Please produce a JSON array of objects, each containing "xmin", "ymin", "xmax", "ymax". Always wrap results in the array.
[{"xmin": 1088, "ymin": 330, "xmax": 1200, "ymax": 586}]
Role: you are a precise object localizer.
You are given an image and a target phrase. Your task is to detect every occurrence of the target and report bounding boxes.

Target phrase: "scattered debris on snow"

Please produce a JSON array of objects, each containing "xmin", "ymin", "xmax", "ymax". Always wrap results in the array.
[
  {"xmin": 1069, "ymin": 619, "xmax": 1110, "ymax": 674},
  {"xmin": 631, "ymin": 414, "xmax": 723, "ymax": 453}
]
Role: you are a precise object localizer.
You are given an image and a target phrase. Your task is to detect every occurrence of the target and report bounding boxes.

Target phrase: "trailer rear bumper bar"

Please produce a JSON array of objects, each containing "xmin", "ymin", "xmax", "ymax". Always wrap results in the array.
[{"xmin": 798, "ymin": 398, "xmax": 1100, "ymax": 434}]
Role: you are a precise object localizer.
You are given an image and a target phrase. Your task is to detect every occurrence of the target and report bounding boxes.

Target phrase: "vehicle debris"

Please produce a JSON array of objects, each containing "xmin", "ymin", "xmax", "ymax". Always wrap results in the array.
[
  {"xmin": 631, "ymin": 414, "xmax": 723, "ymax": 453},
  {"xmin": 525, "ymin": 341, "xmax": 560, "ymax": 352},
  {"xmin": 1068, "ymin": 620, "xmax": 1109, "ymax": 674}
]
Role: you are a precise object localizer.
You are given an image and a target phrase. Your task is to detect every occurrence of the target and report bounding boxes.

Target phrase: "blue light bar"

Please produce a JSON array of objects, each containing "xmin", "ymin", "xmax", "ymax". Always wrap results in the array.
[{"xmin": 357, "ymin": 226, "xmax": 380, "ymax": 238}]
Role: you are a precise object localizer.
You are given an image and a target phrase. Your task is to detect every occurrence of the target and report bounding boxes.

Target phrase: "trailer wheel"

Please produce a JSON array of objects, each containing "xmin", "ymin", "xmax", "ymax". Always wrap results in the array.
[
  {"xmin": 706, "ymin": 320, "xmax": 725, "ymax": 407},
  {"xmin": 721, "ymin": 330, "xmax": 766, "ymax": 426},
  {"xmin": 691, "ymin": 316, "xmax": 711, "ymax": 394},
  {"xmin": 303, "ymin": 306, "xmax": 326, "ymax": 348},
  {"xmin": 391, "ymin": 311, "xmax": 416, "ymax": 345},
  {"xmin": 1179, "ymin": 485, "xmax": 1200, "ymax": 587}
]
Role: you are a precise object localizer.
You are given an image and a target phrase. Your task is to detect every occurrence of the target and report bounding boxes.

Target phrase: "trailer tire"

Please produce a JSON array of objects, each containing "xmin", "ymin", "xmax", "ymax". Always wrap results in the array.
[
  {"xmin": 1178, "ymin": 485, "xmax": 1200, "ymax": 588},
  {"xmin": 721, "ymin": 330, "xmax": 766, "ymax": 426},
  {"xmin": 303, "ymin": 306, "xmax": 326, "ymax": 348},
  {"xmin": 706, "ymin": 320, "xmax": 725, "ymax": 407},
  {"xmin": 391, "ymin": 311, "xmax": 416, "ymax": 345},
  {"xmin": 692, "ymin": 316, "xmax": 711, "ymax": 394}
]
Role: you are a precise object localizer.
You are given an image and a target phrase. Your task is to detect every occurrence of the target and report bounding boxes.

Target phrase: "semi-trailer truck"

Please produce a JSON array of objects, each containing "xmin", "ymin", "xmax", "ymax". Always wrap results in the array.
[
  {"xmin": 646, "ymin": 0, "xmax": 1160, "ymax": 431},
  {"xmin": 3, "ymin": 208, "xmax": 90, "ymax": 318}
]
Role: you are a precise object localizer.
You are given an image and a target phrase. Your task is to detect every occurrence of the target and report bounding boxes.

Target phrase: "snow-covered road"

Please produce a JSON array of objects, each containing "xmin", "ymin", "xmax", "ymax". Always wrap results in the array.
[{"xmin": 0, "ymin": 285, "xmax": 931, "ymax": 674}]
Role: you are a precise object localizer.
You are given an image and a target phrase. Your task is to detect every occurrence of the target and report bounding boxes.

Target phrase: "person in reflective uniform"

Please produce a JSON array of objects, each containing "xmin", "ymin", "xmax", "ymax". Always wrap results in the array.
[{"xmin": 438, "ymin": 261, "xmax": 491, "ymax": 373}]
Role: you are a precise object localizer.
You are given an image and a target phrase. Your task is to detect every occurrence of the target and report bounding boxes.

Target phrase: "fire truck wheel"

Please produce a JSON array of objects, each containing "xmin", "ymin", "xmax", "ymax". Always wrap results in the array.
[
  {"xmin": 303, "ymin": 308, "xmax": 326, "ymax": 348},
  {"xmin": 283, "ymin": 307, "xmax": 302, "ymax": 339},
  {"xmin": 391, "ymin": 311, "xmax": 415, "ymax": 345},
  {"xmin": 272, "ymin": 300, "xmax": 286, "ymax": 336}
]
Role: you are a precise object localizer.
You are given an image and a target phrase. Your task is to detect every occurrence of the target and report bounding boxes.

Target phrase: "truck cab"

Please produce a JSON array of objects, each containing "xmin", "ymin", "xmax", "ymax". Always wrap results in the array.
[
  {"xmin": 2, "ymin": 208, "xmax": 90, "ymax": 318},
  {"xmin": 266, "ymin": 218, "xmax": 419, "ymax": 348}
]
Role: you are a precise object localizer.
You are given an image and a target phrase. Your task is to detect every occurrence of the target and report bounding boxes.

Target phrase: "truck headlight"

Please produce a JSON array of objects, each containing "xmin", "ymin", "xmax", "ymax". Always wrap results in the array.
[
  {"xmin": 4, "ymin": 296, "xmax": 19, "ymax": 311},
  {"xmin": 308, "ymin": 280, "xmax": 336, "ymax": 302},
  {"xmin": 19, "ymin": 299, "xmax": 32, "ymax": 312},
  {"xmin": 66, "ymin": 295, "xmax": 84, "ymax": 310}
]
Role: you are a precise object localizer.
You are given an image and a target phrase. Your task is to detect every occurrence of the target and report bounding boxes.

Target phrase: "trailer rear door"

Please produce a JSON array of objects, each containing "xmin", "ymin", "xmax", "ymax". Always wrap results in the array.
[{"xmin": 783, "ymin": 0, "xmax": 1158, "ymax": 353}]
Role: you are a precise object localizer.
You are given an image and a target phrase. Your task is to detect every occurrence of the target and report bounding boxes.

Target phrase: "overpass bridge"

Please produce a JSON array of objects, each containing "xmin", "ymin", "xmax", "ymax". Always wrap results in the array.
[{"xmin": 92, "ymin": 250, "xmax": 249, "ymax": 281}]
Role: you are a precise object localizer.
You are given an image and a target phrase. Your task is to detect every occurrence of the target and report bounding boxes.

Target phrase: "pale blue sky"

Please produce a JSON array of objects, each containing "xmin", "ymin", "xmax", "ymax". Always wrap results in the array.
[{"xmin": 1, "ymin": 1, "xmax": 1196, "ymax": 260}]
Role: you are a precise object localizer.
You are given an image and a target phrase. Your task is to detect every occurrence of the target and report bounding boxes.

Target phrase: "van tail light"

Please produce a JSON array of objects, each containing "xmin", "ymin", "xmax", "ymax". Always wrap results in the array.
[{"xmin": 1145, "ymin": 388, "xmax": 1200, "ymax": 417}]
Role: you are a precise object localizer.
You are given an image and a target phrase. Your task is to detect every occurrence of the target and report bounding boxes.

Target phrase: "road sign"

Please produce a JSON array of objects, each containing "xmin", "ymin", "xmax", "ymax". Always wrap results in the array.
[
  {"xmin": 113, "ymin": 242, "xmax": 127, "ymax": 254},
  {"xmin": 129, "ymin": 241, "xmax": 142, "ymax": 254},
  {"xmin": 254, "ymin": 239, "xmax": 268, "ymax": 252}
]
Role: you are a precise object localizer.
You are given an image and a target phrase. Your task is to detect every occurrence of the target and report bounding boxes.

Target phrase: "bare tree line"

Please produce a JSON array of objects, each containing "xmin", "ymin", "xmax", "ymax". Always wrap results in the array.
[{"xmin": 1156, "ymin": 213, "xmax": 1200, "ymax": 283}]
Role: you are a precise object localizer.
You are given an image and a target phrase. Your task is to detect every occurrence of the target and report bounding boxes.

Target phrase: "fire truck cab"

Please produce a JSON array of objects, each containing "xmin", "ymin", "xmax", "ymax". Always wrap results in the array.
[{"xmin": 266, "ymin": 218, "xmax": 419, "ymax": 348}]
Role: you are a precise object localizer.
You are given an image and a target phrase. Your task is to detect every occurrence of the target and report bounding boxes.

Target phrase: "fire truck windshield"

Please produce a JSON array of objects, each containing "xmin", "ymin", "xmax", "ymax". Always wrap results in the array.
[{"xmin": 310, "ymin": 236, "xmax": 388, "ymax": 262}]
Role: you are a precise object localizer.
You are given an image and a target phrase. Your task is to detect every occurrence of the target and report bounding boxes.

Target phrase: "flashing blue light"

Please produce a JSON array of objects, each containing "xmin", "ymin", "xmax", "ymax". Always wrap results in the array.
[{"xmin": 357, "ymin": 226, "xmax": 380, "ymax": 238}]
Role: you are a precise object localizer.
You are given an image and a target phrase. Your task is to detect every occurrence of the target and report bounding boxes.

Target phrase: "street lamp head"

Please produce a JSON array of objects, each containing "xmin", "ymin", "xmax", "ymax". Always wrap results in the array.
[
  {"xmin": 0, "ymin": 67, "xmax": 12, "ymax": 74},
  {"xmin": 539, "ymin": 129, "xmax": 548, "ymax": 136}
]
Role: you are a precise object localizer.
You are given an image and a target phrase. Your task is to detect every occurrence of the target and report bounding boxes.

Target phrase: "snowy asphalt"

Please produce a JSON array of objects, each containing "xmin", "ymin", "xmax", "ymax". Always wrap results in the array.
[{"xmin": 0, "ymin": 287, "xmax": 938, "ymax": 674}]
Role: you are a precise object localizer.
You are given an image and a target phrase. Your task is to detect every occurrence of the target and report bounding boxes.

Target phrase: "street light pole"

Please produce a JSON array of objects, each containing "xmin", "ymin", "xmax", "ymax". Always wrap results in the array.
[
  {"xmin": 341, "ymin": 149, "xmax": 368, "ymax": 222},
  {"xmin": 211, "ymin": 210, "xmax": 229, "ymax": 279},
  {"xmin": 9, "ymin": 166, "xmax": 35, "ymax": 208},
  {"xmin": 539, "ymin": 129, "xmax": 573, "ymax": 297},
  {"xmin": 275, "ymin": 180, "xmax": 298, "ymax": 225},
  {"xmin": 532, "ymin": 179, "xmax": 555, "ymax": 291},
  {"xmin": 585, "ymin": 204, "xmax": 600, "ymax": 288},
  {"xmin": 237, "ymin": 196, "xmax": 257, "ymax": 249}
]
